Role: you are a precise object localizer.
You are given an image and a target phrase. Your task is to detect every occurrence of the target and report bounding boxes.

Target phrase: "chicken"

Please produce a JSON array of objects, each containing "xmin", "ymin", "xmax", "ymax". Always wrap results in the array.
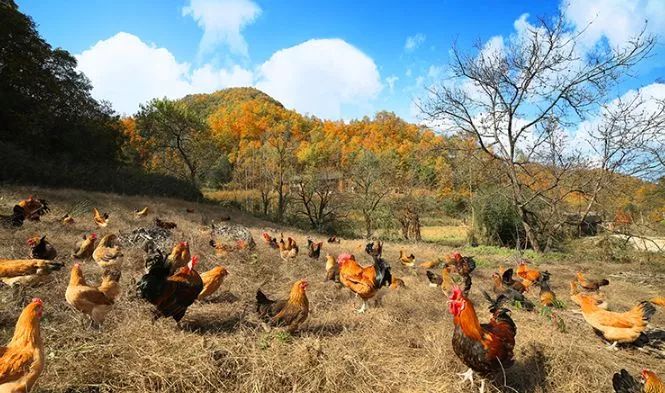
[
  {"xmin": 447, "ymin": 252, "xmax": 476, "ymax": 296},
  {"xmin": 613, "ymin": 368, "xmax": 664, "ymax": 393},
  {"xmin": 0, "ymin": 259, "xmax": 65, "ymax": 286},
  {"xmin": 92, "ymin": 208, "xmax": 109, "ymax": 227},
  {"xmin": 27, "ymin": 236, "xmax": 57, "ymax": 260},
  {"xmin": 390, "ymin": 276, "xmax": 405, "ymax": 289},
  {"xmin": 73, "ymin": 233, "xmax": 97, "ymax": 260},
  {"xmin": 209, "ymin": 239, "xmax": 241, "ymax": 257},
  {"xmin": 538, "ymin": 271, "xmax": 557, "ymax": 307},
  {"xmin": 186, "ymin": 208, "xmax": 195, "ymax": 213},
  {"xmin": 576, "ymin": 272, "xmax": 609, "ymax": 291},
  {"xmin": 448, "ymin": 288, "xmax": 516, "ymax": 392},
  {"xmin": 327, "ymin": 236, "xmax": 340, "ymax": 244},
  {"xmin": 61, "ymin": 214, "xmax": 75, "ymax": 225},
  {"xmin": 419, "ymin": 259, "xmax": 442, "ymax": 269},
  {"xmin": 262, "ymin": 232, "xmax": 279, "ymax": 249},
  {"xmin": 307, "ymin": 239, "xmax": 323, "ymax": 259},
  {"xmin": 577, "ymin": 293, "xmax": 656, "ymax": 349},
  {"xmin": 279, "ymin": 237, "xmax": 299, "ymax": 261},
  {"xmin": 365, "ymin": 241, "xmax": 382, "ymax": 258},
  {"xmin": 0, "ymin": 298, "xmax": 44, "ymax": 393},
  {"xmin": 256, "ymin": 280, "xmax": 309, "ymax": 333},
  {"xmin": 136, "ymin": 249, "xmax": 203, "ymax": 323},
  {"xmin": 338, "ymin": 254, "xmax": 392, "ymax": 313},
  {"xmin": 652, "ymin": 296, "xmax": 665, "ymax": 307},
  {"xmin": 324, "ymin": 254, "xmax": 339, "ymax": 282},
  {"xmin": 197, "ymin": 266, "xmax": 229, "ymax": 300},
  {"xmin": 65, "ymin": 263, "xmax": 114, "ymax": 326},
  {"xmin": 92, "ymin": 234, "xmax": 123, "ymax": 270},
  {"xmin": 155, "ymin": 217, "xmax": 177, "ymax": 229},
  {"xmin": 0, "ymin": 205, "xmax": 26, "ymax": 228},
  {"xmin": 134, "ymin": 207, "xmax": 149, "ymax": 218},
  {"xmin": 570, "ymin": 281, "xmax": 608, "ymax": 309},
  {"xmin": 399, "ymin": 250, "xmax": 415, "ymax": 267},
  {"xmin": 427, "ymin": 265, "xmax": 454, "ymax": 290},
  {"xmin": 501, "ymin": 268, "xmax": 528, "ymax": 294},
  {"xmin": 491, "ymin": 272, "xmax": 535, "ymax": 311},
  {"xmin": 17, "ymin": 196, "xmax": 49, "ymax": 221},
  {"xmin": 98, "ymin": 270, "xmax": 121, "ymax": 302},
  {"xmin": 516, "ymin": 260, "xmax": 541, "ymax": 282},
  {"xmin": 167, "ymin": 241, "xmax": 191, "ymax": 274}
]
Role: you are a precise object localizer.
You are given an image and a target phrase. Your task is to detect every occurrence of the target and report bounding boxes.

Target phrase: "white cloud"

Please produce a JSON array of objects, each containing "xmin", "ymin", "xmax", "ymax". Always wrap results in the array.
[
  {"xmin": 386, "ymin": 75, "xmax": 399, "ymax": 93},
  {"xmin": 563, "ymin": 0, "xmax": 665, "ymax": 50},
  {"xmin": 255, "ymin": 39, "xmax": 382, "ymax": 119},
  {"xmin": 404, "ymin": 33, "xmax": 426, "ymax": 52},
  {"xmin": 182, "ymin": 0, "xmax": 261, "ymax": 57},
  {"xmin": 76, "ymin": 32, "xmax": 253, "ymax": 114}
]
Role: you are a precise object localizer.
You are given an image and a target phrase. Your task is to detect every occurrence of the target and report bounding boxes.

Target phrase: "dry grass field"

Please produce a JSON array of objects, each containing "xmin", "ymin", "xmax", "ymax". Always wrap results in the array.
[{"xmin": 0, "ymin": 185, "xmax": 664, "ymax": 393}]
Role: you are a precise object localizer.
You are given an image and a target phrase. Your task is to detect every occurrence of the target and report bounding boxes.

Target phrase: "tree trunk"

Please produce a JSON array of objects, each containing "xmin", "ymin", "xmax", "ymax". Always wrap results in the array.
[{"xmin": 364, "ymin": 212, "xmax": 373, "ymax": 239}]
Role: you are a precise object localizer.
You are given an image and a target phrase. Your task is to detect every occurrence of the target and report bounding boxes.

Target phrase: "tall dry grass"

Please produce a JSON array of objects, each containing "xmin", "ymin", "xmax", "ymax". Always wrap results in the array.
[{"xmin": 0, "ymin": 185, "xmax": 663, "ymax": 392}]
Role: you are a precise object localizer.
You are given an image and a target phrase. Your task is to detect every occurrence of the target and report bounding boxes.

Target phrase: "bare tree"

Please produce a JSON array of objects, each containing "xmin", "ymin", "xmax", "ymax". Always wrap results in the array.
[
  {"xmin": 580, "ymin": 93, "xmax": 665, "ymax": 228},
  {"xmin": 293, "ymin": 168, "xmax": 339, "ymax": 230},
  {"xmin": 419, "ymin": 13, "xmax": 655, "ymax": 251},
  {"xmin": 348, "ymin": 151, "xmax": 393, "ymax": 239}
]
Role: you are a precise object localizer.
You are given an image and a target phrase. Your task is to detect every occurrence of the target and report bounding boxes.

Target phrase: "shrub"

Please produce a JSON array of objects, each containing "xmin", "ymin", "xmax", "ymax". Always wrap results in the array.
[{"xmin": 472, "ymin": 188, "xmax": 524, "ymax": 247}]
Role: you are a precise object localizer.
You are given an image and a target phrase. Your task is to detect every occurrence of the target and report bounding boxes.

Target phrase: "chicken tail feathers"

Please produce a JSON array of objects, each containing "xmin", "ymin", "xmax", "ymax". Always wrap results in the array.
[
  {"xmin": 639, "ymin": 300, "xmax": 656, "ymax": 322},
  {"xmin": 372, "ymin": 256, "xmax": 392, "ymax": 288},
  {"xmin": 612, "ymin": 369, "xmax": 641, "ymax": 393}
]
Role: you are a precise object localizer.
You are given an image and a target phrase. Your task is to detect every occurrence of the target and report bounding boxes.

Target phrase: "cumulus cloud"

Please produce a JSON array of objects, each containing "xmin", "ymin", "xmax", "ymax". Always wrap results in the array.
[
  {"xmin": 182, "ymin": 0, "xmax": 261, "ymax": 57},
  {"xmin": 76, "ymin": 32, "xmax": 253, "ymax": 114},
  {"xmin": 404, "ymin": 33, "xmax": 426, "ymax": 52},
  {"xmin": 255, "ymin": 39, "xmax": 382, "ymax": 119},
  {"xmin": 563, "ymin": 0, "xmax": 665, "ymax": 50}
]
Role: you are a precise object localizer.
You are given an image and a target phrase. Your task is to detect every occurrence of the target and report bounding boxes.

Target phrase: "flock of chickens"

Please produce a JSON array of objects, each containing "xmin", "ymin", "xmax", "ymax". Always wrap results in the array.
[{"xmin": 0, "ymin": 195, "xmax": 664, "ymax": 392}]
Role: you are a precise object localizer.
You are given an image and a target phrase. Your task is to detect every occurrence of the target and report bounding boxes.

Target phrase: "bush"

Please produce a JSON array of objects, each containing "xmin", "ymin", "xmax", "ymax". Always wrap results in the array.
[{"xmin": 472, "ymin": 188, "xmax": 524, "ymax": 247}]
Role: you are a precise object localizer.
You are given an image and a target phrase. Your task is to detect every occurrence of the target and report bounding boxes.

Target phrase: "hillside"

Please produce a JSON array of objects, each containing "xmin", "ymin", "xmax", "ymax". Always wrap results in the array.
[
  {"xmin": 0, "ymin": 185, "xmax": 663, "ymax": 393},
  {"xmin": 179, "ymin": 87, "xmax": 285, "ymax": 118}
]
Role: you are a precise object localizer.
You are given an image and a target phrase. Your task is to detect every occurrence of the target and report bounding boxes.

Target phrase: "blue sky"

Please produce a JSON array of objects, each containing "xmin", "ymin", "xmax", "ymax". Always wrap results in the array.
[{"xmin": 16, "ymin": 0, "xmax": 665, "ymax": 122}]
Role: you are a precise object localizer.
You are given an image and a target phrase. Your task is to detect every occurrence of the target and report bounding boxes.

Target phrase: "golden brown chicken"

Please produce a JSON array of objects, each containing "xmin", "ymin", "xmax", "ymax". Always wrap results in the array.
[
  {"xmin": 27, "ymin": 235, "xmax": 57, "ymax": 260},
  {"xmin": 134, "ymin": 207, "xmax": 149, "ymax": 218},
  {"xmin": 92, "ymin": 234, "xmax": 123, "ymax": 270},
  {"xmin": 577, "ymin": 293, "xmax": 656, "ymax": 349},
  {"xmin": 538, "ymin": 272, "xmax": 556, "ymax": 307},
  {"xmin": 73, "ymin": 233, "xmax": 97, "ymax": 260},
  {"xmin": 0, "ymin": 259, "xmax": 65, "ymax": 286},
  {"xmin": 61, "ymin": 214, "xmax": 75, "ymax": 225},
  {"xmin": 516, "ymin": 260, "xmax": 541, "ymax": 282},
  {"xmin": 569, "ymin": 281, "xmax": 608, "ymax": 309},
  {"xmin": 65, "ymin": 263, "xmax": 114, "ymax": 326},
  {"xmin": 17, "ymin": 196, "xmax": 49, "ymax": 221},
  {"xmin": 92, "ymin": 208, "xmax": 109, "ymax": 227},
  {"xmin": 167, "ymin": 242, "xmax": 191, "ymax": 274},
  {"xmin": 426, "ymin": 265, "xmax": 454, "ymax": 291},
  {"xmin": 197, "ymin": 266, "xmax": 229, "ymax": 300},
  {"xmin": 324, "ymin": 253, "xmax": 339, "ymax": 282},
  {"xmin": 399, "ymin": 250, "xmax": 416, "ymax": 267},
  {"xmin": 390, "ymin": 276, "xmax": 405, "ymax": 289},
  {"xmin": 338, "ymin": 254, "xmax": 392, "ymax": 313},
  {"xmin": 419, "ymin": 259, "xmax": 441, "ymax": 269},
  {"xmin": 256, "ymin": 280, "xmax": 309, "ymax": 333},
  {"xmin": 155, "ymin": 217, "xmax": 177, "ymax": 229},
  {"xmin": 576, "ymin": 272, "xmax": 609, "ymax": 291},
  {"xmin": 0, "ymin": 298, "xmax": 44, "ymax": 392},
  {"xmin": 278, "ymin": 237, "xmax": 298, "ymax": 261},
  {"xmin": 98, "ymin": 270, "xmax": 121, "ymax": 302}
]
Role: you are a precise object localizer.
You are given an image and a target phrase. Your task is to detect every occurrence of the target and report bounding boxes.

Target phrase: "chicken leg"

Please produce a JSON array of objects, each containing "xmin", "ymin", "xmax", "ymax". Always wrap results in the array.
[{"xmin": 356, "ymin": 299, "xmax": 369, "ymax": 313}]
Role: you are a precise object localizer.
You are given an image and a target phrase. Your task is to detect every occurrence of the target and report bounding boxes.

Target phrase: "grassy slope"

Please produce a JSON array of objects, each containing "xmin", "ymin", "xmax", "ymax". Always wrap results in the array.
[{"xmin": 0, "ymin": 185, "xmax": 663, "ymax": 393}]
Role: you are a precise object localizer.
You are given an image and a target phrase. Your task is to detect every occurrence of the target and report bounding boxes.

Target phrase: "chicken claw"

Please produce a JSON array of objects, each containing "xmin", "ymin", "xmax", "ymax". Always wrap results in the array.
[{"xmin": 458, "ymin": 368, "xmax": 474, "ymax": 384}]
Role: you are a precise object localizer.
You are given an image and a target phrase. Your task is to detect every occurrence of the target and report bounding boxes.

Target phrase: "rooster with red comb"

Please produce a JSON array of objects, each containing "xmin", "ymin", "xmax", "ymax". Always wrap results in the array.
[{"xmin": 448, "ymin": 286, "xmax": 517, "ymax": 393}]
